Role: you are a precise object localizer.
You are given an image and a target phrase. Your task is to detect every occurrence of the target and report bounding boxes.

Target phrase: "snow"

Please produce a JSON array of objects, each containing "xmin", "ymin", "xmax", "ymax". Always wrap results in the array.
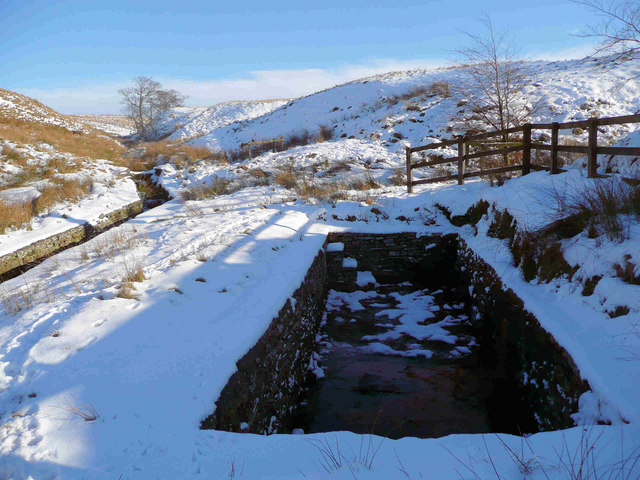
[
  {"xmin": 0, "ymin": 55, "xmax": 639, "ymax": 479},
  {"xmin": 326, "ymin": 242, "xmax": 344, "ymax": 252},
  {"xmin": 150, "ymin": 99, "xmax": 289, "ymax": 143},
  {"xmin": 342, "ymin": 257, "xmax": 357, "ymax": 268},
  {"xmin": 356, "ymin": 271, "xmax": 376, "ymax": 287}
]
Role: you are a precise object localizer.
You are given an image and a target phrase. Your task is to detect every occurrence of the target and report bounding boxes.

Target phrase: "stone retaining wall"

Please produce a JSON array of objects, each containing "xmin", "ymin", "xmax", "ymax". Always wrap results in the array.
[
  {"xmin": 205, "ymin": 232, "xmax": 591, "ymax": 436},
  {"xmin": 325, "ymin": 232, "xmax": 458, "ymax": 289},
  {"xmin": 457, "ymin": 238, "xmax": 591, "ymax": 431},
  {"xmin": 0, "ymin": 200, "xmax": 143, "ymax": 281},
  {"xmin": 201, "ymin": 248, "xmax": 328, "ymax": 434}
]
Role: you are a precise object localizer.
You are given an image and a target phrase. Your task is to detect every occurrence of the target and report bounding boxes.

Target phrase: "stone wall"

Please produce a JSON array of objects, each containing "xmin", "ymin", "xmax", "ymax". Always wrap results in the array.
[
  {"xmin": 325, "ymin": 232, "xmax": 458, "ymax": 289},
  {"xmin": 201, "ymin": 248, "xmax": 328, "ymax": 434},
  {"xmin": 326, "ymin": 232, "xmax": 590, "ymax": 432},
  {"xmin": 0, "ymin": 200, "xmax": 143, "ymax": 281},
  {"xmin": 457, "ymin": 238, "xmax": 591, "ymax": 431},
  {"xmin": 204, "ymin": 232, "xmax": 591, "ymax": 436}
]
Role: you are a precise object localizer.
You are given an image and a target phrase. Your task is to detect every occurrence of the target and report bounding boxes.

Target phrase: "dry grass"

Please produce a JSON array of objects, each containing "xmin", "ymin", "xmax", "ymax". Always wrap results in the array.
[
  {"xmin": 546, "ymin": 178, "xmax": 640, "ymax": 242},
  {"xmin": 346, "ymin": 173, "xmax": 380, "ymax": 191},
  {"xmin": 44, "ymin": 157, "xmax": 81, "ymax": 174},
  {"xmin": 0, "ymin": 200, "xmax": 34, "ymax": 234},
  {"xmin": 122, "ymin": 263, "xmax": 146, "ymax": 283},
  {"xmin": 1, "ymin": 279, "xmax": 62, "ymax": 315},
  {"xmin": 273, "ymin": 170, "xmax": 298, "ymax": 189},
  {"xmin": 116, "ymin": 282, "xmax": 139, "ymax": 300},
  {"xmin": 1, "ymin": 144, "xmax": 25, "ymax": 163},
  {"xmin": 273, "ymin": 162, "xmax": 299, "ymax": 189},
  {"xmin": 92, "ymin": 226, "xmax": 145, "ymax": 260},
  {"xmin": 58, "ymin": 399, "xmax": 99, "ymax": 422},
  {"xmin": 296, "ymin": 179, "xmax": 349, "ymax": 203},
  {"xmin": 315, "ymin": 124, "xmax": 334, "ymax": 142},
  {"xmin": 129, "ymin": 141, "xmax": 214, "ymax": 171},
  {"xmin": 427, "ymin": 81, "xmax": 451, "ymax": 98},
  {"xmin": 179, "ymin": 177, "xmax": 234, "ymax": 201},
  {"xmin": 386, "ymin": 85, "xmax": 428, "ymax": 105},
  {"xmin": 0, "ymin": 178, "xmax": 93, "ymax": 234},
  {"xmin": 0, "ymin": 117, "xmax": 125, "ymax": 163},
  {"xmin": 247, "ymin": 168, "xmax": 269, "ymax": 184},
  {"xmin": 387, "ymin": 168, "xmax": 406, "ymax": 186}
]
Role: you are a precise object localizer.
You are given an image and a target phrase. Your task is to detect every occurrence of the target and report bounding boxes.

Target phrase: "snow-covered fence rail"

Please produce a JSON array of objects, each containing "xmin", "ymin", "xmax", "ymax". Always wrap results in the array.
[{"xmin": 406, "ymin": 113, "xmax": 640, "ymax": 192}]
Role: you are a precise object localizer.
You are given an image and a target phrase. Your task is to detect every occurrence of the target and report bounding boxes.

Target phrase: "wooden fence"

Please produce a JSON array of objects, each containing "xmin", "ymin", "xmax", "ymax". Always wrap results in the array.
[
  {"xmin": 240, "ymin": 136, "xmax": 285, "ymax": 159},
  {"xmin": 405, "ymin": 114, "xmax": 640, "ymax": 193}
]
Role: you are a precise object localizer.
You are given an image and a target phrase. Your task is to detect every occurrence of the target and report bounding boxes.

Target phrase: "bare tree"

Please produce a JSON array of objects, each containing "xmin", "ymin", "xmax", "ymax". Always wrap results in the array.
[
  {"xmin": 119, "ymin": 76, "xmax": 187, "ymax": 138},
  {"xmin": 454, "ymin": 17, "xmax": 540, "ymax": 160},
  {"xmin": 574, "ymin": 1, "xmax": 640, "ymax": 62}
]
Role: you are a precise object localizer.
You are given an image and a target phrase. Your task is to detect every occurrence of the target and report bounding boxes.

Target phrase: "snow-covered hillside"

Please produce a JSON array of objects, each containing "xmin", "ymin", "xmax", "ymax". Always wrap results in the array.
[
  {"xmin": 152, "ymin": 99, "xmax": 289, "ymax": 141},
  {"xmin": 154, "ymin": 56, "xmax": 640, "ymax": 156}
]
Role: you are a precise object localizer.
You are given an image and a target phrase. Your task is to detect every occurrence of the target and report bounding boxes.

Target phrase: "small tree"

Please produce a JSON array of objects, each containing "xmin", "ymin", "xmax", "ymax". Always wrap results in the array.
[
  {"xmin": 454, "ymin": 18, "xmax": 540, "ymax": 162},
  {"xmin": 574, "ymin": 1, "xmax": 640, "ymax": 63},
  {"xmin": 119, "ymin": 76, "xmax": 186, "ymax": 138}
]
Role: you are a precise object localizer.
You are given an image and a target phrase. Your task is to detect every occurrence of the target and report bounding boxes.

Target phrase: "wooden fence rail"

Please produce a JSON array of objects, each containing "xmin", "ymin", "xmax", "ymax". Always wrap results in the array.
[
  {"xmin": 240, "ymin": 136, "xmax": 285, "ymax": 159},
  {"xmin": 406, "ymin": 114, "xmax": 640, "ymax": 193}
]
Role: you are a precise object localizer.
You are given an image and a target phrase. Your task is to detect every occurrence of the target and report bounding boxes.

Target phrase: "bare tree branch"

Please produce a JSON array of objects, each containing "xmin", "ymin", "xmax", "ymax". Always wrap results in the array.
[{"xmin": 573, "ymin": 0, "xmax": 640, "ymax": 63}]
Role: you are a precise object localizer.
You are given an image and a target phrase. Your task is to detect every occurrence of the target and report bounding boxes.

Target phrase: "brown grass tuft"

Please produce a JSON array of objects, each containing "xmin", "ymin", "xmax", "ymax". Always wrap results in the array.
[
  {"xmin": 129, "ymin": 141, "xmax": 215, "ymax": 172},
  {"xmin": 0, "ymin": 117, "xmax": 125, "ymax": 163}
]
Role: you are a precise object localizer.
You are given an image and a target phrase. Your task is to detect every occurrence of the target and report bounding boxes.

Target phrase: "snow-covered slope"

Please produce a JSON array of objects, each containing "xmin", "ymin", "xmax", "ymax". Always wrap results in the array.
[
  {"xmin": 155, "ymin": 56, "xmax": 640, "ymax": 155},
  {"xmin": 152, "ymin": 99, "xmax": 289, "ymax": 141}
]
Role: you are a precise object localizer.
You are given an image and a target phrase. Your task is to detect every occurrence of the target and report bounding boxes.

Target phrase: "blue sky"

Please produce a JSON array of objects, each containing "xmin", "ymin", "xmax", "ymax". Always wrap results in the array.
[{"xmin": 0, "ymin": 0, "xmax": 601, "ymax": 114}]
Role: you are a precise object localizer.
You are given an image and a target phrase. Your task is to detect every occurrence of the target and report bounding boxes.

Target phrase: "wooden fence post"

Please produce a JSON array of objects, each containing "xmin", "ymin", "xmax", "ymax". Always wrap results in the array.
[
  {"xmin": 522, "ymin": 124, "xmax": 531, "ymax": 175},
  {"xmin": 457, "ymin": 140, "xmax": 466, "ymax": 185},
  {"xmin": 550, "ymin": 122, "xmax": 559, "ymax": 174},
  {"xmin": 405, "ymin": 147, "xmax": 413, "ymax": 193},
  {"xmin": 588, "ymin": 117, "xmax": 598, "ymax": 178}
]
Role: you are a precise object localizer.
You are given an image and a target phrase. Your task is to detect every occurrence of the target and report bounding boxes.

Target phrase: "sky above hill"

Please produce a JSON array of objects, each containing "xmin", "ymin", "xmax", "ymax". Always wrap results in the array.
[{"xmin": 0, "ymin": 0, "xmax": 602, "ymax": 114}]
